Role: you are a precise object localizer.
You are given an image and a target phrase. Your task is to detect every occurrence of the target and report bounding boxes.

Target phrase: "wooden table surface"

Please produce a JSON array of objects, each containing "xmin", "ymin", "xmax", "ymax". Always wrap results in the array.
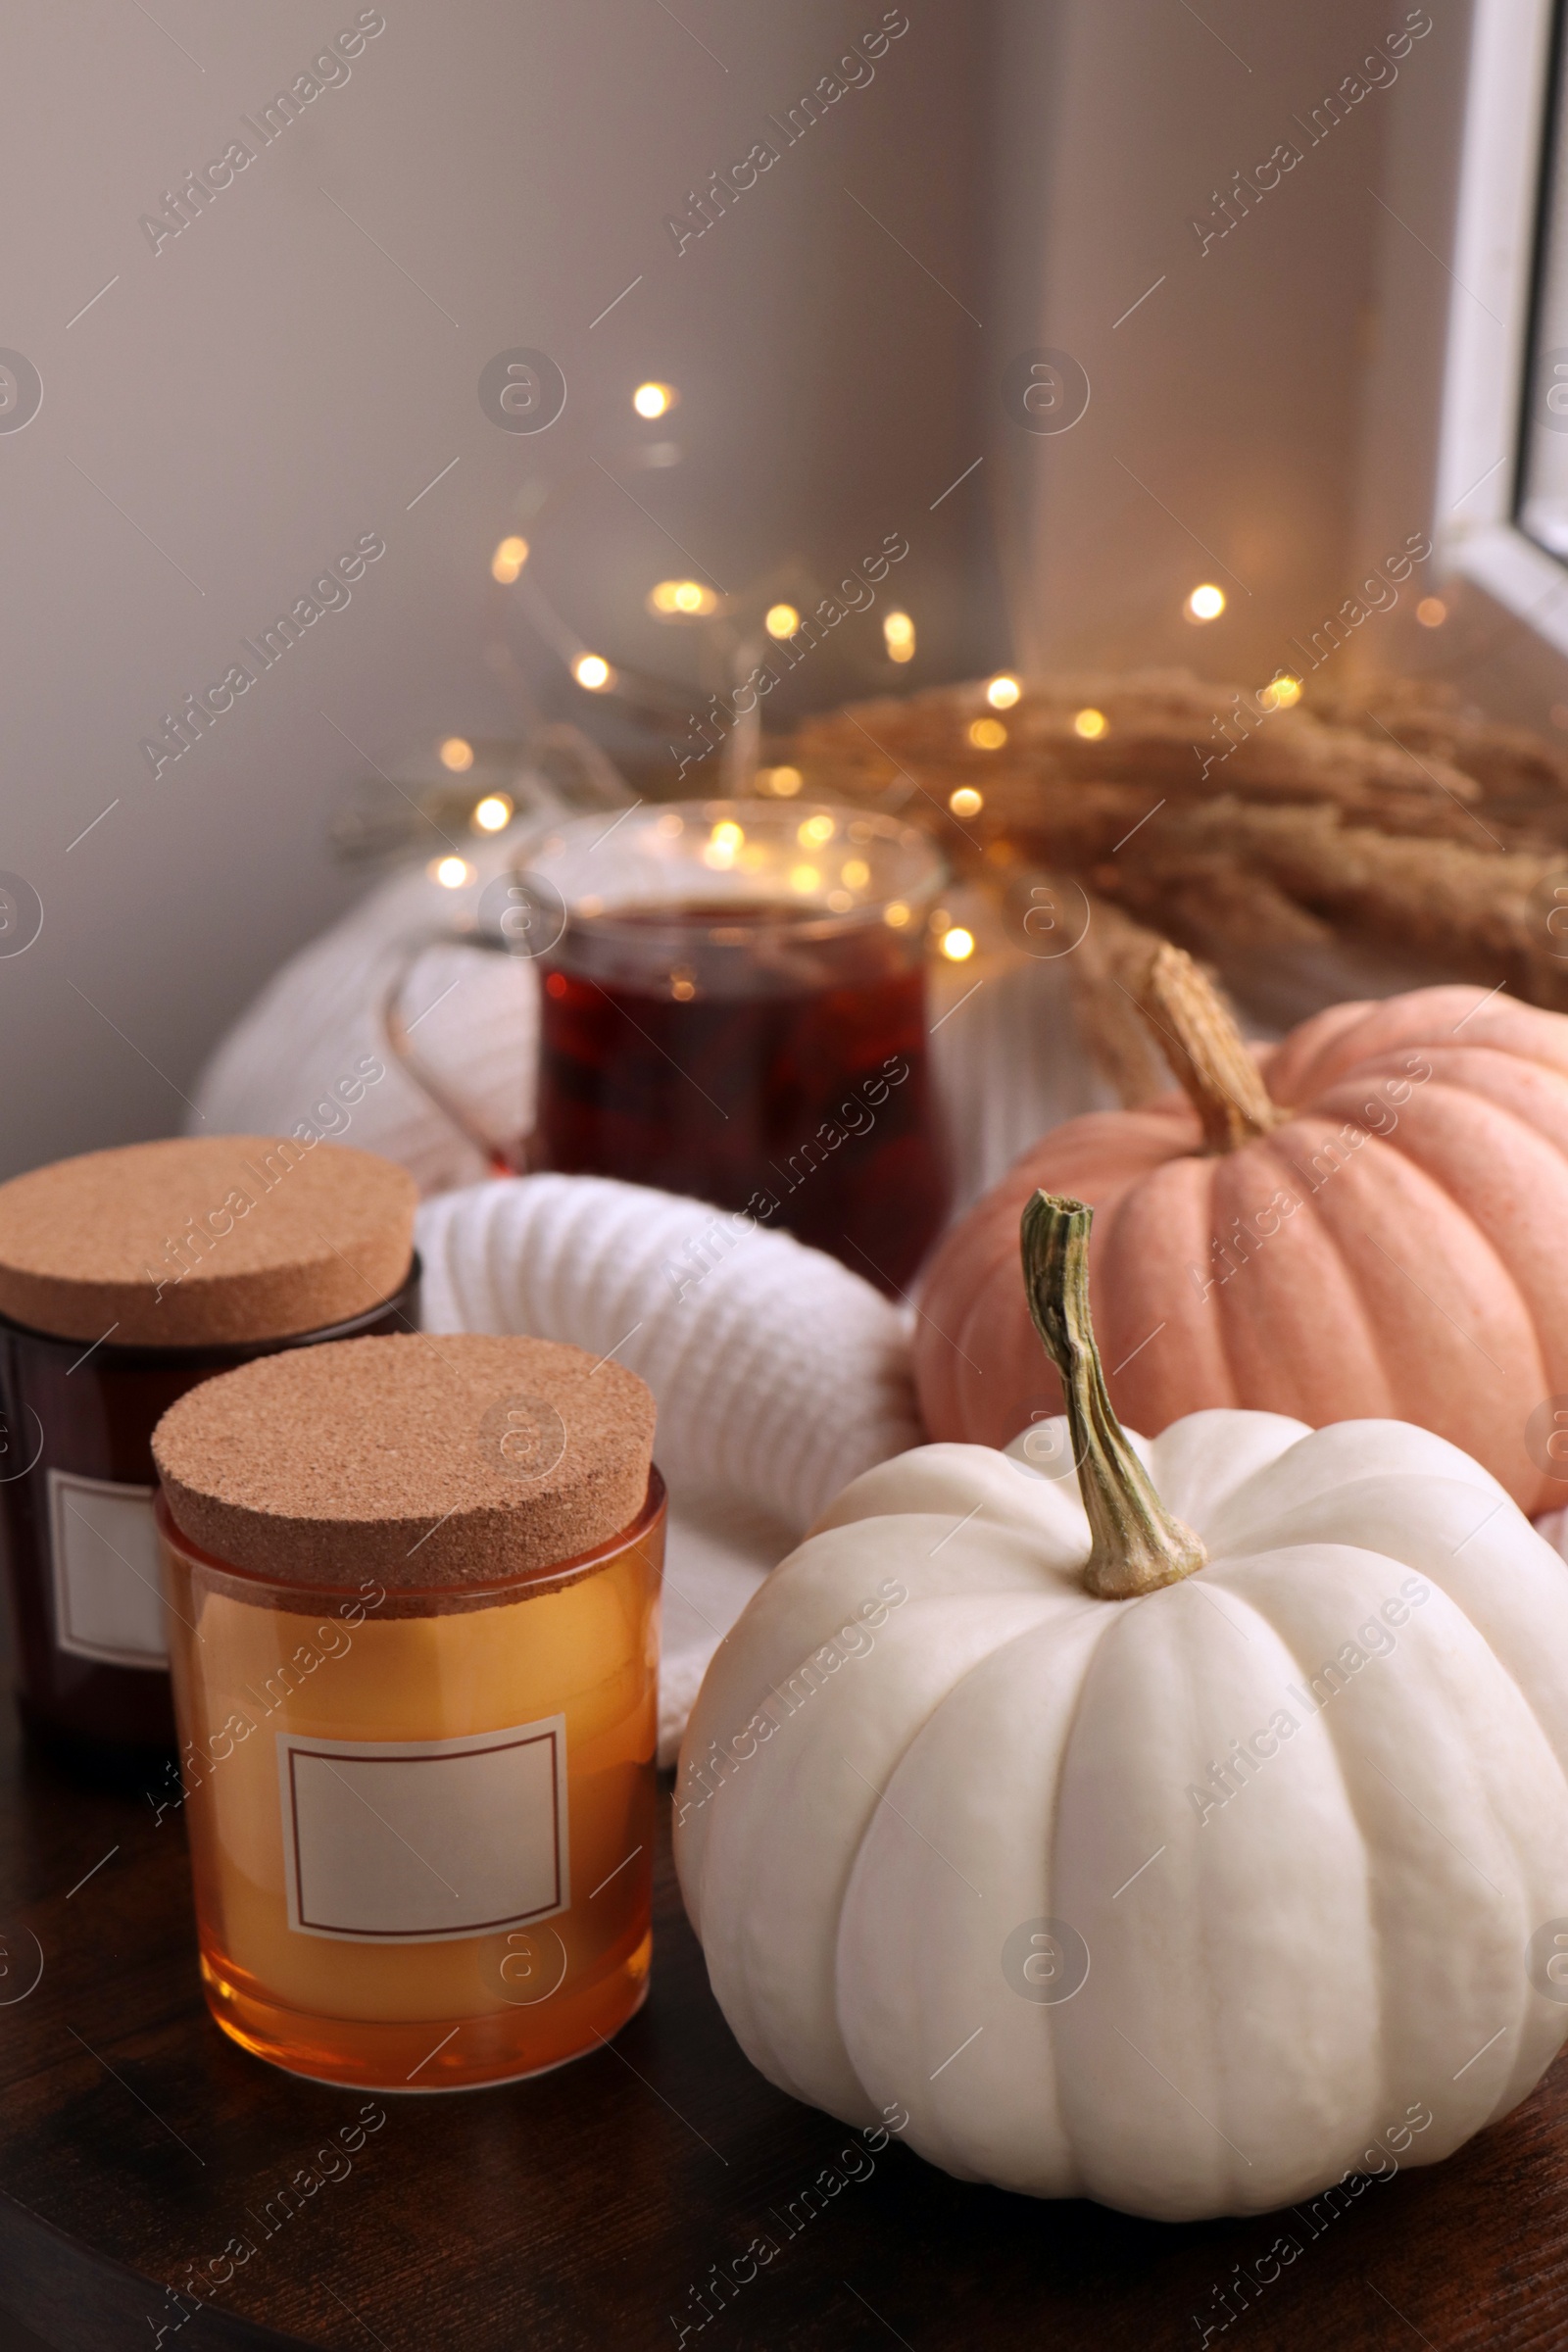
[{"xmin": 2, "ymin": 1673, "xmax": 1566, "ymax": 2352}]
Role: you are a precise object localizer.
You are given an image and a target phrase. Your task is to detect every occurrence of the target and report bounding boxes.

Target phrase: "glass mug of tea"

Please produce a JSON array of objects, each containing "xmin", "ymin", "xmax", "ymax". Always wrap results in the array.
[{"xmin": 384, "ymin": 800, "xmax": 953, "ymax": 1292}]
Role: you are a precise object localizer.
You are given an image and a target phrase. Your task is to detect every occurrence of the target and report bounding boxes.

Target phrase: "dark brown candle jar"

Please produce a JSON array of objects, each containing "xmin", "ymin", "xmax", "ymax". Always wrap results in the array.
[{"xmin": 0, "ymin": 1137, "xmax": 419, "ymax": 1774}]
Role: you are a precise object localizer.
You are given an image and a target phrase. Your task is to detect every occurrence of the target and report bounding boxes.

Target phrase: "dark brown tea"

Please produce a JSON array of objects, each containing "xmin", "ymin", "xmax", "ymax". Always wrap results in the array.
[{"xmin": 535, "ymin": 901, "xmax": 951, "ymax": 1292}]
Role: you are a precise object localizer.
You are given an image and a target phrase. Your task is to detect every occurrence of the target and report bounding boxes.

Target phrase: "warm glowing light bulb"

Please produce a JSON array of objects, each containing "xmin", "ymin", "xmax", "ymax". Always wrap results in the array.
[
  {"xmin": 1185, "ymin": 583, "xmax": 1226, "ymax": 622},
  {"xmin": 633, "ymin": 382, "xmax": 677, "ymax": 418},
  {"xmin": 968, "ymin": 717, "xmax": 1007, "ymax": 750},
  {"xmin": 761, "ymin": 764, "xmax": 803, "ymax": 796},
  {"xmin": 765, "ymin": 603, "xmax": 801, "ymax": 640},
  {"xmin": 841, "ymin": 858, "xmax": 871, "ymax": 889},
  {"xmin": 789, "ymin": 863, "xmax": 820, "ymax": 893},
  {"xmin": 1261, "ymin": 673, "xmax": 1303, "ymax": 710},
  {"xmin": 939, "ymin": 926, "xmax": 976, "ymax": 961},
  {"xmin": 431, "ymin": 856, "xmax": 472, "ymax": 889},
  {"xmin": 1073, "ymin": 709, "xmax": 1108, "ymax": 740},
  {"xmin": 1416, "ymin": 596, "xmax": 1447, "ymax": 628},
  {"xmin": 573, "ymin": 653, "xmax": 612, "ymax": 690},
  {"xmin": 987, "ymin": 674, "xmax": 1021, "ymax": 710},
  {"xmin": 884, "ymin": 611, "xmax": 916, "ymax": 662},
  {"xmin": 949, "ymin": 786, "xmax": 984, "ymax": 817},
  {"xmin": 472, "ymin": 794, "xmax": 513, "ymax": 833},
  {"xmin": 884, "ymin": 900, "xmax": 911, "ymax": 928},
  {"xmin": 491, "ymin": 536, "xmax": 529, "ymax": 584},
  {"xmin": 649, "ymin": 578, "xmax": 716, "ymax": 616},
  {"xmin": 799, "ymin": 813, "xmax": 836, "ymax": 847},
  {"xmin": 439, "ymin": 737, "xmax": 474, "ymax": 772}
]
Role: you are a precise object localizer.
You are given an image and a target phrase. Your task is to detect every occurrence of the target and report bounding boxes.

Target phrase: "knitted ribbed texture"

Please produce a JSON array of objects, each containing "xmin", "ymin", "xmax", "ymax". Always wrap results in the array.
[
  {"xmin": 929, "ymin": 954, "xmax": 1119, "ymax": 1209},
  {"xmin": 416, "ymin": 1175, "xmax": 921, "ymax": 1528},
  {"xmin": 184, "ymin": 846, "xmax": 1268, "ymax": 1755},
  {"xmin": 415, "ymin": 1174, "xmax": 923, "ymax": 1759},
  {"xmin": 191, "ymin": 834, "xmax": 544, "ymax": 1199}
]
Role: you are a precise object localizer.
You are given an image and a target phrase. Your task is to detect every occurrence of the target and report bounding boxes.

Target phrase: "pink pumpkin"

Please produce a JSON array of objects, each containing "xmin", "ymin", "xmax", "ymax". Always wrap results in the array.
[{"xmin": 914, "ymin": 956, "xmax": 1568, "ymax": 1512}]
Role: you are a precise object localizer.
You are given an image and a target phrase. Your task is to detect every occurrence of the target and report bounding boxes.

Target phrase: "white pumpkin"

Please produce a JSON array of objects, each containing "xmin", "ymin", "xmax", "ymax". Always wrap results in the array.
[{"xmin": 675, "ymin": 1191, "xmax": 1568, "ymax": 2222}]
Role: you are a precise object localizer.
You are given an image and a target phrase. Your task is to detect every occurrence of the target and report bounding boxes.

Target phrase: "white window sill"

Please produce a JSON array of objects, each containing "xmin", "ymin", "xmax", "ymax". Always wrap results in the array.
[{"xmin": 1449, "ymin": 521, "xmax": 1568, "ymax": 659}]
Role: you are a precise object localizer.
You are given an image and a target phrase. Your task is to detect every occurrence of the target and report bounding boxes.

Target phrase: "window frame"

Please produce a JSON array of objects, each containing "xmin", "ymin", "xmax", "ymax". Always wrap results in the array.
[{"xmin": 1438, "ymin": 0, "xmax": 1568, "ymax": 643}]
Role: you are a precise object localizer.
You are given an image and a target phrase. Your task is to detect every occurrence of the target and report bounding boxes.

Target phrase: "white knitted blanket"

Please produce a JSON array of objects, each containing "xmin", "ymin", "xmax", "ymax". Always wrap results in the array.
[
  {"xmin": 190, "ymin": 828, "xmax": 1131, "ymax": 1759},
  {"xmin": 415, "ymin": 1174, "xmax": 922, "ymax": 1763},
  {"xmin": 193, "ymin": 837, "xmax": 1568, "ymax": 1761}
]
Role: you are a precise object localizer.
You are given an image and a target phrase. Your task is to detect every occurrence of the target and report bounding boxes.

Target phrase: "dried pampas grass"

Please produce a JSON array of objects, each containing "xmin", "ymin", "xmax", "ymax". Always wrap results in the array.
[{"xmin": 777, "ymin": 668, "xmax": 1568, "ymax": 1017}]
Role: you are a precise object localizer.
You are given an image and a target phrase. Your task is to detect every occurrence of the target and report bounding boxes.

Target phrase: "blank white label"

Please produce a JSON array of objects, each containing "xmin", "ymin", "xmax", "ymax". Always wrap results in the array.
[
  {"xmin": 47, "ymin": 1470, "xmax": 168, "ymax": 1669},
  {"xmin": 277, "ymin": 1717, "xmax": 569, "ymax": 1943}
]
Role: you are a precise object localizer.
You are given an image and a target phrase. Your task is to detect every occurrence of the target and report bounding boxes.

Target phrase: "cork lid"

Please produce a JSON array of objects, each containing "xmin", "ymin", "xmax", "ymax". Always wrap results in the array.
[
  {"xmin": 152, "ymin": 1333, "xmax": 658, "ymax": 1588},
  {"xmin": 0, "ymin": 1137, "xmax": 417, "ymax": 1347}
]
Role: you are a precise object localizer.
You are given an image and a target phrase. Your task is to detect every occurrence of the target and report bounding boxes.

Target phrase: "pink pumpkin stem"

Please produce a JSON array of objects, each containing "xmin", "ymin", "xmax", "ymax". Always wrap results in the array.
[
  {"xmin": 1020, "ymin": 1189, "xmax": 1209, "ymax": 1599},
  {"xmin": 1135, "ymin": 942, "xmax": 1284, "ymax": 1152}
]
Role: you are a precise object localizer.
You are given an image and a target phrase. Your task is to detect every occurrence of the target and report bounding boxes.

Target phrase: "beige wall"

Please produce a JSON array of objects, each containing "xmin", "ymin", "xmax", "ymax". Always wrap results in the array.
[
  {"xmin": 988, "ymin": 0, "xmax": 1453, "ymax": 688},
  {"xmin": 0, "ymin": 0, "xmax": 1486, "ymax": 1176},
  {"xmin": 0, "ymin": 0, "xmax": 998, "ymax": 1176}
]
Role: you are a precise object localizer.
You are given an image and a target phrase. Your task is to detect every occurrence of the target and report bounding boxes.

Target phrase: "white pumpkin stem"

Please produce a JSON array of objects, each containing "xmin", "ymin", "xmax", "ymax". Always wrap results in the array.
[
  {"xmin": 1135, "ymin": 943, "xmax": 1284, "ymax": 1152},
  {"xmin": 1020, "ymin": 1190, "xmax": 1208, "ymax": 1599}
]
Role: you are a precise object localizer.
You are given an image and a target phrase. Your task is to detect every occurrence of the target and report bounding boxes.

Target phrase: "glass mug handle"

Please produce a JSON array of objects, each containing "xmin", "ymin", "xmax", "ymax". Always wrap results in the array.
[{"xmin": 380, "ymin": 921, "xmax": 541, "ymax": 1175}]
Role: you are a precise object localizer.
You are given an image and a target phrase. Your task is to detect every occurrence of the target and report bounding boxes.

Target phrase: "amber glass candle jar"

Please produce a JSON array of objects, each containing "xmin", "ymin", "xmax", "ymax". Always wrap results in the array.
[
  {"xmin": 152, "ymin": 1333, "xmax": 663, "ymax": 2091},
  {"xmin": 0, "ymin": 1137, "xmax": 418, "ymax": 1770}
]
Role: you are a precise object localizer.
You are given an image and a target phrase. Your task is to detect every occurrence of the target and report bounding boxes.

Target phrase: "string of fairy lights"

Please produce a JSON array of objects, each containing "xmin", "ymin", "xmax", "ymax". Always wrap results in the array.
[
  {"xmin": 413, "ymin": 373, "xmax": 1451, "ymax": 965},
  {"xmin": 485, "ymin": 378, "xmax": 923, "ymax": 713},
  {"xmin": 435, "ymin": 376, "xmax": 920, "ymax": 800}
]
